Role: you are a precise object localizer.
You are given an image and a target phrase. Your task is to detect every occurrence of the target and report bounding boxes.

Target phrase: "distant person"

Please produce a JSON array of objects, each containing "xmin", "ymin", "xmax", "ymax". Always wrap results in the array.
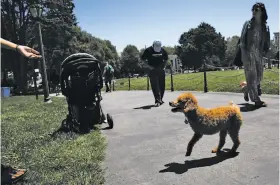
[
  {"xmin": 141, "ymin": 41, "xmax": 168, "ymax": 107},
  {"xmin": 103, "ymin": 62, "xmax": 114, "ymax": 92},
  {"xmin": 1, "ymin": 38, "xmax": 41, "ymax": 184},
  {"xmin": 235, "ymin": 2, "xmax": 270, "ymax": 107}
]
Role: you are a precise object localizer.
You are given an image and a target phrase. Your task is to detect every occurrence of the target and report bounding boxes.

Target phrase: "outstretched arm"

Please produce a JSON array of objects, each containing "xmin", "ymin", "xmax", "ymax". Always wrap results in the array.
[
  {"xmin": 1, "ymin": 38, "xmax": 17, "ymax": 50},
  {"xmin": 1, "ymin": 38, "xmax": 41, "ymax": 59}
]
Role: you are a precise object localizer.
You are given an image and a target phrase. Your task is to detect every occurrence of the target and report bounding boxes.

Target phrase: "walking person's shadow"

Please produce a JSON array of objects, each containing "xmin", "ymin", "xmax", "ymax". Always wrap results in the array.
[
  {"xmin": 133, "ymin": 104, "xmax": 156, "ymax": 110},
  {"xmin": 159, "ymin": 150, "xmax": 239, "ymax": 174},
  {"xmin": 238, "ymin": 103, "xmax": 261, "ymax": 112}
]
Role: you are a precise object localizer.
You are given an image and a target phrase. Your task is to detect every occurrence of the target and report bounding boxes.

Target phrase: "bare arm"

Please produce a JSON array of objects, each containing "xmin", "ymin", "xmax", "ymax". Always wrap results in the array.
[
  {"xmin": 0, "ymin": 38, "xmax": 17, "ymax": 50},
  {"xmin": 1, "ymin": 38, "xmax": 41, "ymax": 59}
]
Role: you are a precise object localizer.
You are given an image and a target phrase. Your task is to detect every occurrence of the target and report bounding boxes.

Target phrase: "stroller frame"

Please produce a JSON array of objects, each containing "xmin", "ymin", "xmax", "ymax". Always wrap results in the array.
[{"xmin": 60, "ymin": 53, "xmax": 113, "ymax": 133}]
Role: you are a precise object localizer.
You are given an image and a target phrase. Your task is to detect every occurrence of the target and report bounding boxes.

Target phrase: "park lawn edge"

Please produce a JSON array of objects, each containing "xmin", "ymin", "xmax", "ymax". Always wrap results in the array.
[{"xmin": 1, "ymin": 96, "xmax": 107, "ymax": 185}]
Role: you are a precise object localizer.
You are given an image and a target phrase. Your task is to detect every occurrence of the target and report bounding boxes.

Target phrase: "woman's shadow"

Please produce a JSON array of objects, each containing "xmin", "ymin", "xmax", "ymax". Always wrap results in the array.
[
  {"xmin": 159, "ymin": 150, "xmax": 239, "ymax": 174},
  {"xmin": 238, "ymin": 103, "xmax": 261, "ymax": 112}
]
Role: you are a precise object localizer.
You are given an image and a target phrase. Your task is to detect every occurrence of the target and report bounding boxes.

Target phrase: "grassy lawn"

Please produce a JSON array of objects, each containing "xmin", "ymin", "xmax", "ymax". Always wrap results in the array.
[
  {"xmin": 1, "ymin": 96, "xmax": 106, "ymax": 185},
  {"xmin": 113, "ymin": 68, "xmax": 279, "ymax": 94}
]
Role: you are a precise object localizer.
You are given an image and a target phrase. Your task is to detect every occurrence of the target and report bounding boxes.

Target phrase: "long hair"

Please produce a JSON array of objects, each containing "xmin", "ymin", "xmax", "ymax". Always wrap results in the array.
[{"xmin": 251, "ymin": 2, "xmax": 268, "ymax": 24}]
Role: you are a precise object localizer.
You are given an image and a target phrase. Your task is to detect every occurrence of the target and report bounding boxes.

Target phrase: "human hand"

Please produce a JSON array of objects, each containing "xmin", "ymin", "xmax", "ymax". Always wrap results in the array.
[{"xmin": 16, "ymin": 45, "xmax": 42, "ymax": 59}]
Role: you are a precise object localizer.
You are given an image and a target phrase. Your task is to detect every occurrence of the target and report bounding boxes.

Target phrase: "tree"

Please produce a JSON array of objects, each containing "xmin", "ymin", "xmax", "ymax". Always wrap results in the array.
[
  {"xmin": 176, "ymin": 22, "xmax": 226, "ymax": 69},
  {"xmin": 120, "ymin": 45, "xmax": 141, "ymax": 75},
  {"xmin": 40, "ymin": 0, "xmax": 77, "ymax": 72},
  {"xmin": 224, "ymin": 36, "xmax": 240, "ymax": 66},
  {"xmin": 1, "ymin": 0, "xmax": 78, "ymax": 92},
  {"xmin": 1, "ymin": 0, "xmax": 37, "ymax": 92},
  {"xmin": 69, "ymin": 27, "xmax": 120, "ymax": 72},
  {"xmin": 1, "ymin": 0, "xmax": 122, "ymax": 88},
  {"xmin": 162, "ymin": 46, "xmax": 175, "ymax": 55}
]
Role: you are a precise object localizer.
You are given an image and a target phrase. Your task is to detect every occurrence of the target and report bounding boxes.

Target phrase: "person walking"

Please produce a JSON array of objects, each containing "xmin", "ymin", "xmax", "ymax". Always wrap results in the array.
[
  {"xmin": 141, "ymin": 41, "xmax": 168, "ymax": 107},
  {"xmin": 103, "ymin": 62, "xmax": 114, "ymax": 92},
  {"xmin": 235, "ymin": 2, "xmax": 270, "ymax": 107}
]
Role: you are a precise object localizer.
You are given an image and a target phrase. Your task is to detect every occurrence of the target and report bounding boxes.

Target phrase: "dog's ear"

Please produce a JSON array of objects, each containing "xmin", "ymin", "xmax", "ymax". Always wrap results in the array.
[{"xmin": 183, "ymin": 100, "xmax": 196, "ymax": 112}]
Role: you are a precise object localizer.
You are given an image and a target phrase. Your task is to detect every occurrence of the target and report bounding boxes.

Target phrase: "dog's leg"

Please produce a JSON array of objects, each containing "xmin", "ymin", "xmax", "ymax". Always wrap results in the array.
[
  {"xmin": 212, "ymin": 130, "xmax": 227, "ymax": 153},
  {"xmin": 186, "ymin": 133, "xmax": 203, "ymax": 156},
  {"xmin": 228, "ymin": 131, "xmax": 241, "ymax": 154}
]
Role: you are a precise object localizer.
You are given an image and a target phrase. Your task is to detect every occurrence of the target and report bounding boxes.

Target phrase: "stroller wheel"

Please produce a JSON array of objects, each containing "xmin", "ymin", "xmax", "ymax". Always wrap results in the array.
[{"xmin": 106, "ymin": 113, "xmax": 114, "ymax": 129}]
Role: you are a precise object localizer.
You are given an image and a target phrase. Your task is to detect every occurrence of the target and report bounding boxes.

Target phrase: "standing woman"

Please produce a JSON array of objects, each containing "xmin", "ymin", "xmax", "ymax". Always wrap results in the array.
[{"xmin": 238, "ymin": 2, "xmax": 270, "ymax": 107}]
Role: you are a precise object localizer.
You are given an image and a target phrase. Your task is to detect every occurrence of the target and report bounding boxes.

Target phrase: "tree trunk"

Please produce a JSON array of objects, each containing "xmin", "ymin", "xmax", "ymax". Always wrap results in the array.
[{"xmin": 19, "ymin": 56, "xmax": 29, "ymax": 93}]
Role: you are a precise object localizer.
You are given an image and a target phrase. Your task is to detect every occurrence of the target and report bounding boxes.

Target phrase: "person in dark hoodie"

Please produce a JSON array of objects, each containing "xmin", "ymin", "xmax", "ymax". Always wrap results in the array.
[
  {"xmin": 141, "ymin": 41, "xmax": 168, "ymax": 107},
  {"xmin": 234, "ymin": 2, "xmax": 270, "ymax": 107}
]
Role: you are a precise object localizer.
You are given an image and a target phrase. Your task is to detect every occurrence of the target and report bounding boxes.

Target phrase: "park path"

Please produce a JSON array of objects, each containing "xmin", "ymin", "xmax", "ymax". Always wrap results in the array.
[{"xmin": 98, "ymin": 91, "xmax": 279, "ymax": 185}]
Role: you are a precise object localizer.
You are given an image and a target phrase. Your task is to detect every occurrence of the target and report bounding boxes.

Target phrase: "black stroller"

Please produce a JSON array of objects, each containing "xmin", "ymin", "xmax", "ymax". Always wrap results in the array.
[{"xmin": 60, "ymin": 53, "xmax": 113, "ymax": 133}]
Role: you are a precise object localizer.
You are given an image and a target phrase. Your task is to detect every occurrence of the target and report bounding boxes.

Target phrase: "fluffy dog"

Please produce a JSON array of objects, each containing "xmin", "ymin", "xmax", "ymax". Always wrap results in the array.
[{"xmin": 169, "ymin": 92, "xmax": 242, "ymax": 156}]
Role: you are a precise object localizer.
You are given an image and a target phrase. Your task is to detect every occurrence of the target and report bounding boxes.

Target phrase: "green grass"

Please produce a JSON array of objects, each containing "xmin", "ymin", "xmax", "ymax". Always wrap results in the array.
[
  {"xmin": 113, "ymin": 68, "xmax": 279, "ymax": 94},
  {"xmin": 1, "ymin": 96, "xmax": 106, "ymax": 185}
]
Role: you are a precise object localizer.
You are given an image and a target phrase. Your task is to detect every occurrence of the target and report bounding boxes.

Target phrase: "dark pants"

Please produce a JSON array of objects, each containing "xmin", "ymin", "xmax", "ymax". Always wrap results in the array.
[
  {"xmin": 149, "ymin": 68, "xmax": 165, "ymax": 103},
  {"xmin": 105, "ymin": 78, "xmax": 112, "ymax": 92}
]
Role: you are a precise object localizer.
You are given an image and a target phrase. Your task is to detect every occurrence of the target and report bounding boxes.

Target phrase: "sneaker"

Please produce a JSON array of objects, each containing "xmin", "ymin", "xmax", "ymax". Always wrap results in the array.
[
  {"xmin": 154, "ymin": 102, "xmax": 160, "ymax": 107},
  {"xmin": 1, "ymin": 166, "xmax": 27, "ymax": 184},
  {"xmin": 255, "ymin": 101, "xmax": 267, "ymax": 107}
]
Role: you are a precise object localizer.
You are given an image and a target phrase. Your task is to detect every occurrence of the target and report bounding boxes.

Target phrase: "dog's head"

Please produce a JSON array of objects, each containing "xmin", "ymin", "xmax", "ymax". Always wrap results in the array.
[{"xmin": 169, "ymin": 93, "xmax": 198, "ymax": 113}]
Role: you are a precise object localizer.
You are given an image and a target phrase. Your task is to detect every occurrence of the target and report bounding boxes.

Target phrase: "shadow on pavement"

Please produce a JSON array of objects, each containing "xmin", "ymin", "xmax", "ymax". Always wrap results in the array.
[
  {"xmin": 159, "ymin": 150, "xmax": 239, "ymax": 174},
  {"xmin": 133, "ymin": 105, "xmax": 155, "ymax": 110},
  {"xmin": 238, "ymin": 103, "xmax": 261, "ymax": 112}
]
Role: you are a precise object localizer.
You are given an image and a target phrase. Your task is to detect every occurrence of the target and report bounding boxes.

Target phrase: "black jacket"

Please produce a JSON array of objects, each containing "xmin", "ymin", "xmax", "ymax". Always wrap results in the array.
[{"xmin": 141, "ymin": 46, "xmax": 168, "ymax": 68}]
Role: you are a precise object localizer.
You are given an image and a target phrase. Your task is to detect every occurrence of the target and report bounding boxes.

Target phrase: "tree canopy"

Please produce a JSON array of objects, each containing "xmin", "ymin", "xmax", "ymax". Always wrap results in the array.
[
  {"xmin": 2, "ymin": 1, "xmax": 263, "ymax": 91},
  {"xmin": 176, "ymin": 22, "xmax": 227, "ymax": 69}
]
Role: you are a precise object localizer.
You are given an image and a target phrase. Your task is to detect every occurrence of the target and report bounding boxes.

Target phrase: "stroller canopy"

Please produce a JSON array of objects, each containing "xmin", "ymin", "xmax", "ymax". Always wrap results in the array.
[
  {"xmin": 60, "ymin": 53, "xmax": 103, "ymax": 98},
  {"xmin": 61, "ymin": 53, "xmax": 100, "ymax": 71}
]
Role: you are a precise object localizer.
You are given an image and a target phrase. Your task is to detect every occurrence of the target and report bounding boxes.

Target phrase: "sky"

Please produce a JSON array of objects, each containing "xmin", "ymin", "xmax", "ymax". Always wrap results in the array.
[{"xmin": 73, "ymin": 0, "xmax": 279, "ymax": 54}]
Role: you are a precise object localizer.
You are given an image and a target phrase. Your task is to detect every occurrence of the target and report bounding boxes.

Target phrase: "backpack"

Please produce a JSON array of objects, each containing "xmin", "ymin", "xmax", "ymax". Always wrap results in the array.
[{"xmin": 104, "ymin": 65, "xmax": 114, "ymax": 77}]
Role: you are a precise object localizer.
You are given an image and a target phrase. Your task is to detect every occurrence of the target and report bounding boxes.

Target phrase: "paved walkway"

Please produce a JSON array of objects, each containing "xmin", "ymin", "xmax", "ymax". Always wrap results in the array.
[{"xmin": 99, "ymin": 91, "xmax": 279, "ymax": 185}]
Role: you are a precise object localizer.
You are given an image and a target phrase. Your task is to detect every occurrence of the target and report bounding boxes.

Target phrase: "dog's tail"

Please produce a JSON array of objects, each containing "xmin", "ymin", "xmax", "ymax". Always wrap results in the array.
[
  {"xmin": 228, "ymin": 101, "xmax": 234, "ymax": 106},
  {"xmin": 228, "ymin": 101, "xmax": 240, "ymax": 110},
  {"xmin": 228, "ymin": 101, "xmax": 243, "ymax": 126}
]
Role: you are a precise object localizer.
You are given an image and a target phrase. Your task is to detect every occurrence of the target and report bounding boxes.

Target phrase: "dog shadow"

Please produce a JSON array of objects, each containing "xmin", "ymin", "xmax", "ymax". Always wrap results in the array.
[
  {"xmin": 159, "ymin": 150, "xmax": 239, "ymax": 174},
  {"xmin": 133, "ymin": 104, "xmax": 155, "ymax": 110},
  {"xmin": 238, "ymin": 103, "xmax": 261, "ymax": 112}
]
